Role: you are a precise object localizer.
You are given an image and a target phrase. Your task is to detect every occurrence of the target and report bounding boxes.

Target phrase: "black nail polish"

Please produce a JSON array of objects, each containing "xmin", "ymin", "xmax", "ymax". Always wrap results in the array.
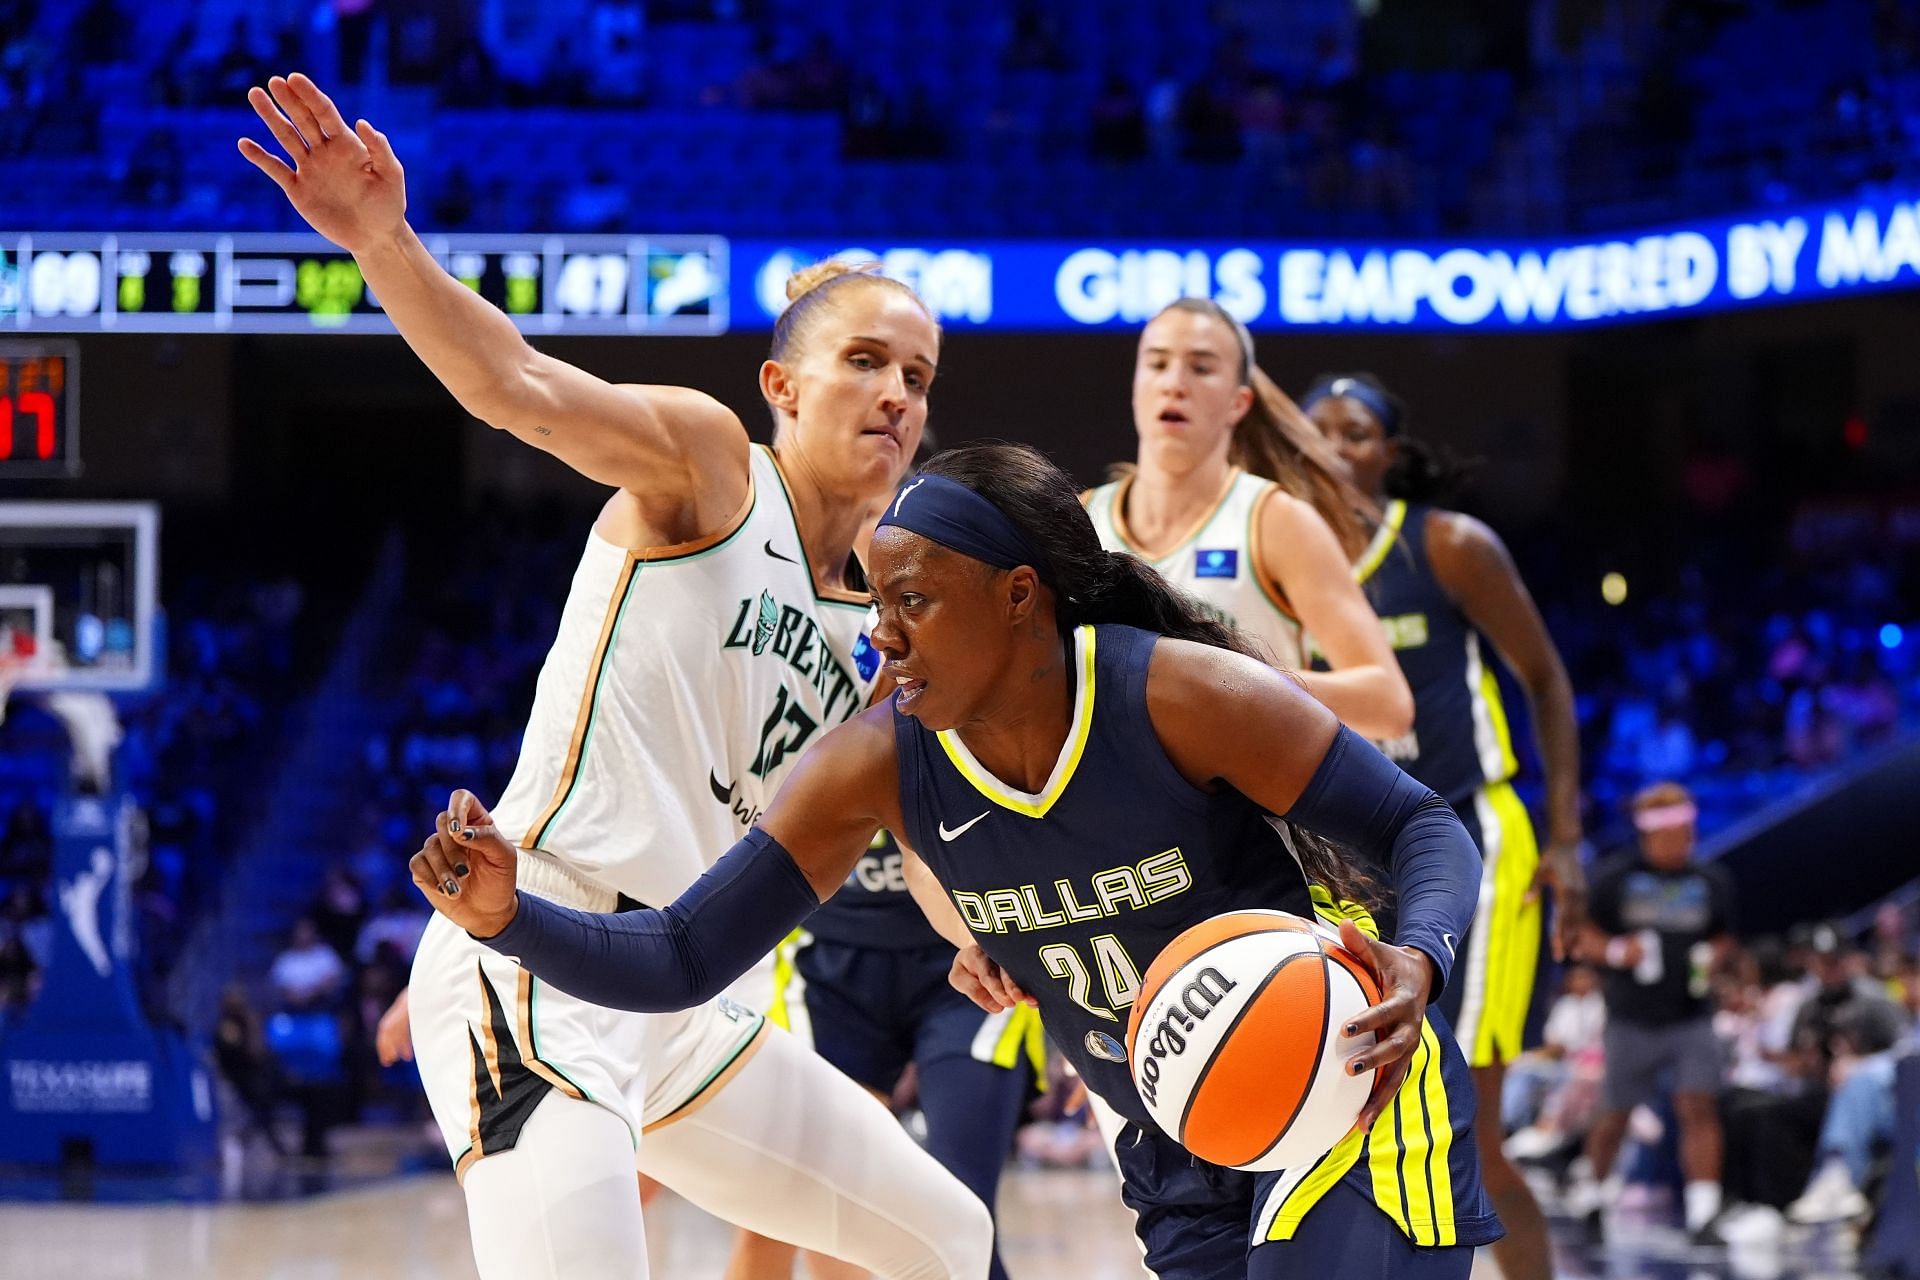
[
  {"xmin": 454, "ymin": 863, "xmax": 470, "ymax": 878},
  {"xmin": 443, "ymin": 880, "xmax": 459, "ymax": 896},
  {"xmin": 1345, "ymin": 1023, "xmax": 1360, "ymax": 1036}
]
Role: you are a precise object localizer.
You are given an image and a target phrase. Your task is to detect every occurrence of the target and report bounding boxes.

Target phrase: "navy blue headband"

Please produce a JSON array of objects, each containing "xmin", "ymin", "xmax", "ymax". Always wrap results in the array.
[
  {"xmin": 1300, "ymin": 377, "xmax": 1400, "ymax": 436},
  {"xmin": 876, "ymin": 475, "xmax": 1051, "ymax": 582}
]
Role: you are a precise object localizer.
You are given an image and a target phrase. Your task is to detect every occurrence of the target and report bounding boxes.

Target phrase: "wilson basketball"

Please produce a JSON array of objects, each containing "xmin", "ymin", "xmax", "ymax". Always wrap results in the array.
[{"xmin": 1124, "ymin": 910, "xmax": 1382, "ymax": 1171}]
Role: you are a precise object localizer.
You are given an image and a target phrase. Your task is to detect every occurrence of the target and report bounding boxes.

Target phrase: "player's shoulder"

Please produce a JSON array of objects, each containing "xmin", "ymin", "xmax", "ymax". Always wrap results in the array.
[
  {"xmin": 1422, "ymin": 507, "xmax": 1506, "ymax": 560},
  {"xmin": 1144, "ymin": 635, "xmax": 1307, "ymax": 727}
]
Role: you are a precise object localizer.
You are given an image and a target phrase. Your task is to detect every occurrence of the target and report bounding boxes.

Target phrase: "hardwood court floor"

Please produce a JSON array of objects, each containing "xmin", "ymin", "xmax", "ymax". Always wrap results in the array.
[
  {"xmin": 0, "ymin": 1168, "xmax": 1868, "ymax": 1280},
  {"xmin": 0, "ymin": 1167, "xmax": 1147, "ymax": 1279}
]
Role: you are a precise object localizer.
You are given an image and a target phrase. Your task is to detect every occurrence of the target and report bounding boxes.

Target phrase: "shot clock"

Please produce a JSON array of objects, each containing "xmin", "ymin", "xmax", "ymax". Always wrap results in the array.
[{"xmin": 0, "ymin": 340, "xmax": 78, "ymax": 476}]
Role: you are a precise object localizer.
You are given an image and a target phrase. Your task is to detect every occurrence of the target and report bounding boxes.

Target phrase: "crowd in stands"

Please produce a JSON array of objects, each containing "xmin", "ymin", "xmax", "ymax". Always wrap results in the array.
[
  {"xmin": 1505, "ymin": 893, "xmax": 1918, "ymax": 1236},
  {"xmin": 0, "ymin": 566, "xmax": 310, "ymax": 1029},
  {"xmin": 4, "ymin": 0, "xmax": 1917, "ymax": 237},
  {"xmin": 1530, "ymin": 510, "xmax": 1918, "ymax": 839}
]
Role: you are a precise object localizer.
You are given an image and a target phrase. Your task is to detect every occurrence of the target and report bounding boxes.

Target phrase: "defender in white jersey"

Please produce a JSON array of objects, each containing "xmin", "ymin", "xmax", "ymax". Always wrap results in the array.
[
  {"xmin": 1085, "ymin": 298, "xmax": 1411, "ymax": 739},
  {"xmin": 242, "ymin": 74, "xmax": 990, "ymax": 1280}
]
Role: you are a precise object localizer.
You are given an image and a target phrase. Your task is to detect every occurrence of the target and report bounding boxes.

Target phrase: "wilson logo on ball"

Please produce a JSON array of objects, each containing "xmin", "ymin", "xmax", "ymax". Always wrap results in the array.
[
  {"xmin": 1137, "ymin": 967, "xmax": 1237, "ymax": 1107},
  {"xmin": 1126, "ymin": 910, "xmax": 1382, "ymax": 1172}
]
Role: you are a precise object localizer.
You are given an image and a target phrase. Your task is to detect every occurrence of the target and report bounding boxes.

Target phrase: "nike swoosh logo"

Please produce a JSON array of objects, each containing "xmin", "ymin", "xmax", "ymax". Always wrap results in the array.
[
  {"xmin": 1442, "ymin": 932, "xmax": 1458, "ymax": 959},
  {"xmin": 938, "ymin": 811, "xmax": 991, "ymax": 842},
  {"xmin": 764, "ymin": 540, "xmax": 799, "ymax": 564},
  {"xmin": 709, "ymin": 770, "xmax": 735, "ymax": 804}
]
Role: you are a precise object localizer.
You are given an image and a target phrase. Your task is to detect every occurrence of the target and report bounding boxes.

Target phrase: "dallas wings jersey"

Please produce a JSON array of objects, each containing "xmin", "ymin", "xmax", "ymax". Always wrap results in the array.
[
  {"xmin": 1341, "ymin": 500, "xmax": 1518, "ymax": 805},
  {"xmin": 897, "ymin": 623, "xmax": 1496, "ymax": 1246},
  {"xmin": 1085, "ymin": 469, "xmax": 1305, "ymax": 668},
  {"xmin": 490, "ymin": 443, "xmax": 879, "ymax": 913}
]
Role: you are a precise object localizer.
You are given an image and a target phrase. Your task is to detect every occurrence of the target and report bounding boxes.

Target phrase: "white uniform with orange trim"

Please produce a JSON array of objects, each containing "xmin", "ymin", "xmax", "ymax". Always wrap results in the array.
[
  {"xmin": 1084, "ymin": 468, "xmax": 1304, "ymax": 668},
  {"xmin": 410, "ymin": 444, "xmax": 992, "ymax": 1280}
]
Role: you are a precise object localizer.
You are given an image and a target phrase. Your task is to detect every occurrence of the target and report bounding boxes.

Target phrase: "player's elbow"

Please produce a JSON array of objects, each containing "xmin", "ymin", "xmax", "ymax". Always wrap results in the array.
[{"xmin": 1350, "ymin": 672, "xmax": 1414, "ymax": 740}]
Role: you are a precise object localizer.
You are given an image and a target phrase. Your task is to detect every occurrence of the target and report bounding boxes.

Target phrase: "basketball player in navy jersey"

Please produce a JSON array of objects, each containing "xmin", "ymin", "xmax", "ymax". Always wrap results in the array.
[
  {"xmin": 1302, "ymin": 373, "xmax": 1585, "ymax": 1280},
  {"xmin": 731, "ymin": 463, "xmax": 1036, "ymax": 1280},
  {"xmin": 417, "ymin": 444, "xmax": 1501, "ymax": 1278}
]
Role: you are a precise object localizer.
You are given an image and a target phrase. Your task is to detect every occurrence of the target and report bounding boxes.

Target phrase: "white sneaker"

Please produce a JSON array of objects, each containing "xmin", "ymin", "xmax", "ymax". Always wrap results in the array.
[
  {"xmin": 1787, "ymin": 1160, "xmax": 1870, "ymax": 1224},
  {"xmin": 1506, "ymin": 1126, "xmax": 1560, "ymax": 1159},
  {"xmin": 1716, "ymin": 1203, "xmax": 1785, "ymax": 1247}
]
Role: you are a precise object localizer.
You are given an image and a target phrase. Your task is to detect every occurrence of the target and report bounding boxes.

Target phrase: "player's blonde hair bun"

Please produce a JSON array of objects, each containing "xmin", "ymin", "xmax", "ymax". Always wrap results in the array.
[{"xmin": 785, "ymin": 257, "xmax": 884, "ymax": 303}]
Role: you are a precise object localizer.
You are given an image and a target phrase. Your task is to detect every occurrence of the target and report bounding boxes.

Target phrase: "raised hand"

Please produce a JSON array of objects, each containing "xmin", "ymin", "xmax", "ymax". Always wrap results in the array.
[
  {"xmin": 375, "ymin": 987, "xmax": 413, "ymax": 1066},
  {"xmin": 1337, "ymin": 919, "xmax": 1436, "ymax": 1133},
  {"xmin": 409, "ymin": 789, "xmax": 521, "ymax": 939},
  {"xmin": 237, "ymin": 72, "xmax": 407, "ymax": 254}
]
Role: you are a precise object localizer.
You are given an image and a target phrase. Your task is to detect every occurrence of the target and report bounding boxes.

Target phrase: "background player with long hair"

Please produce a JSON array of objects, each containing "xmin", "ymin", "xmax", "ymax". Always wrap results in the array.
[
  {"xmin": 239, "ymin": 72, "xmax": 991, "ymax": 1280},
  {"xmin": 414, "ymin": 443, "xmax": 1502, "ymax": 1279},
  {"xmin": 1084, "ymin": 298, "xmax": 1412, "ymax": 742},
  {"xmin": 1302, "ymin": 371, "xmax": 1587, "ymax": 1280}
]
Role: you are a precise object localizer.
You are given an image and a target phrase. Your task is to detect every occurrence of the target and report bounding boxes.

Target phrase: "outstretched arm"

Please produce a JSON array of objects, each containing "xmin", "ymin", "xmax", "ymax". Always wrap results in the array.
[
  {"xmin": 1425, "ymin": 510, "xmax": 1587, "ymax": 958},
  {"xmin": 239, "ymin": 73, "xmax": 747, "ymax": 506},
  {"xmin": 410, "ymin": 709, "xmax": 901, "ymax": 1012},
  {"xmin": 1147, "ymin": 639, "xmax": 1479, "ymax": 1127}
]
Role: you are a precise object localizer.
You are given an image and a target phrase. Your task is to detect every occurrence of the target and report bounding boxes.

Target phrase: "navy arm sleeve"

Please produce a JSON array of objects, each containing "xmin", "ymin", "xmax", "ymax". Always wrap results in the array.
[
  {"xmin": 475, "ymin": 827, "xmax": 821, "ymax": 1013},
  {"xmin": 1281, "ymin": 726, "xmax": 1481, "ymax": 994}
]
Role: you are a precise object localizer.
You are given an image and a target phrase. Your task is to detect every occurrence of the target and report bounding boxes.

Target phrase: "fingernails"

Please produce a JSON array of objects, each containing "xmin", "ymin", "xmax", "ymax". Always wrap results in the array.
[
  {"xmin": 442, "ymin": 879, "xmax": 459, "ymax": 896},
  {"xmin": 1345, "ymin": 1022, "xmax": 1360, "ymax": 1036},
  {"xmin": 1348, "ymin": 1057, "xmax": 1367, "ymax": 1074},
  {"xmin": 454, "ymin": 863, "xmax": 470, "ymax": 878},
  {"xmin": 461, "ymin": 827, "xmax": 476, "ymax": 840}
]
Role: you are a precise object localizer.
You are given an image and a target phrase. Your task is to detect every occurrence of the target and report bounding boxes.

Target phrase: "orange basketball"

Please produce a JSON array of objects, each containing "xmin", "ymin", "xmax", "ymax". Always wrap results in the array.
[{"xmin": 1124, "ymin": 910, "xmax": 1383, "ymax": 1171}]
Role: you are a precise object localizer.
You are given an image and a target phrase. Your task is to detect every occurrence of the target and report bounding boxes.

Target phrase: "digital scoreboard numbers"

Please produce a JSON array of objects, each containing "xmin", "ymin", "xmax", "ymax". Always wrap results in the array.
[
  {"xmin": 0, "ymin": 234, "xmax": 728, "ymax": 335},
  {"xmin": 0, "ymin": 340, "xmax": 79, "ymax": 476}
]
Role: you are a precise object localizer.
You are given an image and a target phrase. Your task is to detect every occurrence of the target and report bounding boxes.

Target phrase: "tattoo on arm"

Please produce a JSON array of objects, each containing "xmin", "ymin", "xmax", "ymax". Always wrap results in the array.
[{"xmin": 532, "ymin": 425, "xmax": 553, "ymax": 436}]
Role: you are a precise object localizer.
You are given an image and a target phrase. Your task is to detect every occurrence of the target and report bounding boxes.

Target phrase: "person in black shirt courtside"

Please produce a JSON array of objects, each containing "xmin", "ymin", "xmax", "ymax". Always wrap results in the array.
[{"xmin": 1569, "ymin": 781, "xmax": 1737, "ymax": 1243}]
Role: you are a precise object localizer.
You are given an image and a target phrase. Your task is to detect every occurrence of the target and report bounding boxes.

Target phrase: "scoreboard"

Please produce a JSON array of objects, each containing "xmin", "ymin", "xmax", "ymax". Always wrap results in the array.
[
  {"xmin": 0, "ymin": 233, "xmax": 728, "ymax": 335},
  {"xmin": 0, "ymin": 340, "xmax": 78, "ymax": 476}
]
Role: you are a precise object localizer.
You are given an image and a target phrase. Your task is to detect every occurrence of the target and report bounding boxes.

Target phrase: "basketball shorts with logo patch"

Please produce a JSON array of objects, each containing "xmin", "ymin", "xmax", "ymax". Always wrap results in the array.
[
  {"xmin": 1106, "ymin": 1008, "xmax": 1501, "ymax": 1280},
  {"xmin": 1431, "ymin": 780, "xmax": 1542, "ymax": 1069},
  {"xmin": 410, "ymin": 910, "xmax": 772, "ymax": 1179},
  {"xmin": 766, "ymin": 933, "xmax": 1044, "ymax": 1094}
]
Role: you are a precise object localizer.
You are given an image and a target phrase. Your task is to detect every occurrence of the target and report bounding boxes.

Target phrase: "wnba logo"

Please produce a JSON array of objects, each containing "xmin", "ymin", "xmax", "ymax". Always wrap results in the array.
[{"xmin": 1137, "ymin": 967, "xmax": 1236, "ymax": 1107}]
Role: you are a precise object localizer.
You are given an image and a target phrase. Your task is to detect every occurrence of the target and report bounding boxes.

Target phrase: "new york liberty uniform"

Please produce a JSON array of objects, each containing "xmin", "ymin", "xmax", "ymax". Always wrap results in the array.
[
  {"xmin": 1330, "ymin": 500, "xmax": 1542, "ymax": 1068},
  {"xmin": 899, "ymin": 624, "xmax": 1497, "ymax": 1276},
  {"xmin": 1086, "ymin": 470, "xmax": 1305, "ymax": 668},
  {"xmin": 412, "ymin": 444, "xmax": 880, "ymax": 1173}
]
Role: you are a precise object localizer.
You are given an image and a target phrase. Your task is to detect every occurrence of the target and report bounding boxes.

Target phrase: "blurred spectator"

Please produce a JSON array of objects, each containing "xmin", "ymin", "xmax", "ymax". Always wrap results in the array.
[
  {"xmin": 310, "ymin": 865, "xmax": 368, "ymax": 961},
  {"xmin": 0, "ymin": 798, "xmax": 52, "ymax": 877},
  {"xmin": 215, "ymin": 984, "xmax": 288, "ymax": 1156},
  {"xmin": 790, "ymin": 32, "xmax": 849, "ymax": 112},
  {"xmin": 270, "ymin": 917, "xmax": 349, "ymax": 1011},
  {"xmin": 1088, "ymin": 72, "xmax": 1146, "ymax": 162},
  {"xmin": 1570, "ymin": 782, "xmax": 1737, "ymax": 1241},
  {"xmin": 354, "ymin": 887, "xmax": 429, "ymax": 969},
  {"xmin": 1504, "ymin": 963, "xmax": 1607, "ymax": 1151},
  {"xmin": 1001, "ymin": 3, "xmax": 1068, "ymax": 73}
]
